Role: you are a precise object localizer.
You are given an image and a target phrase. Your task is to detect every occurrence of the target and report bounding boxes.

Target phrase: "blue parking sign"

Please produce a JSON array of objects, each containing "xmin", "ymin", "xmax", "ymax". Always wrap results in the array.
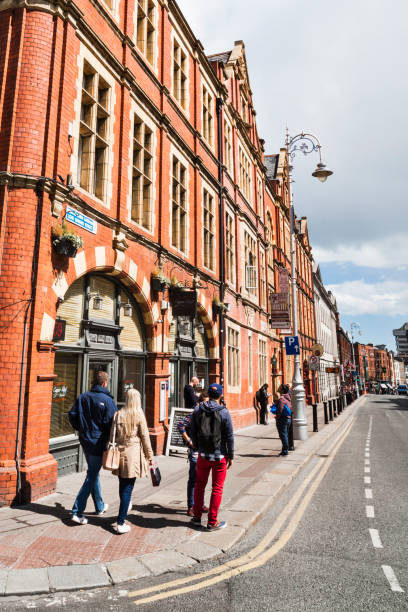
[{"xmin": 285, "ymin": 335, "xmax": 300, "ymax": 355}]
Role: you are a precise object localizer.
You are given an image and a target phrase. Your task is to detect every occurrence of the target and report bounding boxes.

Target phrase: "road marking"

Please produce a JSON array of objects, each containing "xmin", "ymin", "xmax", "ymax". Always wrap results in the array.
[
  {"xmin": 128, "ymin": 419, "xmax": 355, "ymax": 605},
  {"xmin": 365, "ymin": 452, "xmax": 370, "ymax": 458},
  {"xmin": 364, "ymin": 467, "xmax": 370, "ymax": 473},
  {"xmin": 364, "ymin": 476, "xmax": 371, "ymax": 484},
  {"xmin": 365, "ymin": 489, "xmax": 373, "ymax": 499},
  {"xmin": 366, "ymin": 505, "xmax": 375, "ymax": 518},
  {"xmin": 382, "ymin": 565, "xmax": 405, "ymax": 593},
  {"xmin": 365, "ymin": 459, "xmax": 370, "ymax": 465},
  {"xmin": 369, "ymin": 528, "xmax": 383, "ymax": 548}
]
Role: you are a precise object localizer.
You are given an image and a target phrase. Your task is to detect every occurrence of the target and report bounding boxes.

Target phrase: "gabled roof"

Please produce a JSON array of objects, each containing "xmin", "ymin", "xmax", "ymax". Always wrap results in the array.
[
  {"xmin": 207, "ymin": 51, "xmax": 232, "ymax": 64},
  {"xmin": 264, "ymin": 155, "xmax": 279, "ymax": 181}
]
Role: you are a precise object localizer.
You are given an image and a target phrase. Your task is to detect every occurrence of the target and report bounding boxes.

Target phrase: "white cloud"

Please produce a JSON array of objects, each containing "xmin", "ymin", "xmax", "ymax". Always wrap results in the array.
[
  {"xmin": 313, "ymin": 234, "xmax": 408, "ymax": 270},
  {"xmin": 327, "ymin": 279, "xmax": 408, "ymax": 316}
]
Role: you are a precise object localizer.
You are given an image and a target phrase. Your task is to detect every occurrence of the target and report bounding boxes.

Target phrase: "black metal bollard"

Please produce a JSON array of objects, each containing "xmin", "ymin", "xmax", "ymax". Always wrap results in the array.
[
  {"xmin": 333, "ymin": 398, "xmax": 337, "ymax": 417},
  {"xmin": 313, "ymin": 403, "xmax": 318, "ymax": 432},
  {"xmin": 289, "ymin": 419, "xmax": 295, "ymax": 451},
  {"xmin": 323, "ymin": 401, "xmax": 329, "ymax": 424},
  {"xmin": 337, "ymin": 397, "xmax": 342, "ymax": 414},
  {"xmin": 328, "ymin": 399, "xmax": 334, "ymax": 421}
]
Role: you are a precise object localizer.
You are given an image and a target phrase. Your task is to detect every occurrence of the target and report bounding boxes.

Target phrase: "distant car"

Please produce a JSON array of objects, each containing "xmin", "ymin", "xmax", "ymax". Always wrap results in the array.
[{"xmin": 397, "ymin": 385, "xmax": 408, "ymax": 395}]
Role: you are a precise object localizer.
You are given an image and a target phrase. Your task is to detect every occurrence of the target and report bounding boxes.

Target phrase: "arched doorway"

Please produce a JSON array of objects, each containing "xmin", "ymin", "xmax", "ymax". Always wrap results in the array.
[
  {"xmin": 168, "ymin": 315, "xmax": 209, "ymax": 409},
  {"xmin": 50, "ymin": 273, "xmax": 146, "ymax": 475}
]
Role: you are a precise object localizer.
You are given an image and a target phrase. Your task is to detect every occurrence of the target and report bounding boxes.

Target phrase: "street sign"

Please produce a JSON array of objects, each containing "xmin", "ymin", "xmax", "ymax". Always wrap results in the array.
[
  {"xmin": 284, "ymin": 335, "xmax": 300, "ymax": 355},
  {"xmin": 311, "ymin": 343, "xmax": 324, "ymax": 357},
  {"xmin": 66, "ymin": 205, "xmax": 97, "ymax": 234},
  {"xmin": 309, "ymin": 355, "xmax": 320, "ymax": 370}
]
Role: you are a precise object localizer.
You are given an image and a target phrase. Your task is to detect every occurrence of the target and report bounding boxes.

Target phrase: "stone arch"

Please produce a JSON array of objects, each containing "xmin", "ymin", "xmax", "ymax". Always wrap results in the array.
[
  {"xmin": 196, "ymin": 290, "xmax": 218, "ymax": 359},
  {"xmin": 41, "ymin": 246, "xmax": 159, "ymax": 350}
]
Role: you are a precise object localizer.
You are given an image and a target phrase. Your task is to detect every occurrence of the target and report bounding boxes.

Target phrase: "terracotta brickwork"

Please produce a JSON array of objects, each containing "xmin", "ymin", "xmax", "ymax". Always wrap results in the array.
[{"xmin": 0, "ymin": 0, "xmax": 316, "ymax": 505}]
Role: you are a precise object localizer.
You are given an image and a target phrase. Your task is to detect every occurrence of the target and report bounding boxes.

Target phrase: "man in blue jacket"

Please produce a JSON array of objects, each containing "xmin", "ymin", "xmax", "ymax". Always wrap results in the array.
[
  {"xmin": 69, "ymin": 370, "xmax": 117, "ymax": 524},
  {"xmin": 189, "ymin": 383, "xmax": 234, "ymax": 531}
]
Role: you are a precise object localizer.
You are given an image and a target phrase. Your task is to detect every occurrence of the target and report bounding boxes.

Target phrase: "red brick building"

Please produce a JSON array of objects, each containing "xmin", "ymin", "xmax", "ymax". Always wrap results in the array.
[{"xmin": 354, "ymin": 343, "xmax": 376, "ymax": 387}]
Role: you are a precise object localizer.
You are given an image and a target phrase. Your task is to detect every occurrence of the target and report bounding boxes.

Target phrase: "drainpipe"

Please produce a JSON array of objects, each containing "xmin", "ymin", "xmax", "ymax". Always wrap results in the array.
[
  {"xmin": 14, "ymin": 178, "xmax": 44, "ymax": 504},
  {"xmin": 216, "ymin": 97, "xmax": 225, "ymax": 388}
]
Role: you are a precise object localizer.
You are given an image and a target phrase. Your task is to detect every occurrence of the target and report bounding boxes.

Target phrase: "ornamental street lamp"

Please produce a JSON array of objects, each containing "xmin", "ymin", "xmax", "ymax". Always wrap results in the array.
[
  {"xmin": 286, "ymin": 130, "xmax": 333, "ymax": 441},
  {"xmin": 350, "ymin": 322, "xmax": 362, "ymax": 398}
]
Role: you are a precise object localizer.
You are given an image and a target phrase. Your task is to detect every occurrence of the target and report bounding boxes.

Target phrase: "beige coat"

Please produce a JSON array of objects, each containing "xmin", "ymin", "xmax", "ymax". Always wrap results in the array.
[{"xmin": 110, "ymin": 408, "xmax": 154, "ymax": 479}]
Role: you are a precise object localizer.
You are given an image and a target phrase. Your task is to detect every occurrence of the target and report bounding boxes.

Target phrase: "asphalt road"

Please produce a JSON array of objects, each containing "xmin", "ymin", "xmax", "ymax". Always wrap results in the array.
[{"xmin": 6, "ymin": 394, "xmax": 408, "ymax": 611}]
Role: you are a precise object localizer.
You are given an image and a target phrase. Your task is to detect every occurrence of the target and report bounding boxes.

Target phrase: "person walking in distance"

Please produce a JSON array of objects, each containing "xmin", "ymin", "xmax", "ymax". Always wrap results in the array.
[
  {"xmin": 275, "ymin": 384, "xmax": 292, "ymax": 456},
  {"xmin": 184, "ymin": 376, "xmax": 199, "ymax": 408},
  {"xmin": 69, "ymin": 370, "xmax": 117, "ymax": 524},
  {"xmin": 190, "ymin": 383, "xmax": 234, "ymax": 531},
  {"xmin": 256, "ymin": 383, "xmax": 270, "ymax": 425},
  {"xmin": 110, "ymin": 388, "xmax": 154, "ymax": 534}
]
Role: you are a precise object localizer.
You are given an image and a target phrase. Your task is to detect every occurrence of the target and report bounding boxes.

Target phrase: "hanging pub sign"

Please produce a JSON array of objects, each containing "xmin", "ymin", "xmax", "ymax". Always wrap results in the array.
[
  {"xmin": 52, "ymin": 318, "xmax": 66, "ymax": 342},
  {"xmin": 170, "ymin": 289, "xmax": 197, "ymax": 317}
]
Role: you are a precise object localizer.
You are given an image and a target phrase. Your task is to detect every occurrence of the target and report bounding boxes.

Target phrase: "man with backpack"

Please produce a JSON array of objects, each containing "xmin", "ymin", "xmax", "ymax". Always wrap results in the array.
[
  {"xmin": 275, "ymin": 384, "xmax": 292, "ymax": 456},
  {"xmin": 189, "ymin": 383, "xmax": 234, "ymax": 531}
]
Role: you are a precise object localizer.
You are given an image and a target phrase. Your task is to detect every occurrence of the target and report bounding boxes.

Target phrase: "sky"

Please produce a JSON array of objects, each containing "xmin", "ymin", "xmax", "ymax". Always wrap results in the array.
[{"xmin": 177, "ymin": 0, "xmax": 408, "ymax": 351}]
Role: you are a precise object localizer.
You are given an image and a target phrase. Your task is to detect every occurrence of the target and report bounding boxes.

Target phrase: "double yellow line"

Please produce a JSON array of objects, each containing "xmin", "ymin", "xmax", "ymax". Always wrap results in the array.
[{"xmin": 129, "ymin": 417, "xmax": 354, "ymax": 606}]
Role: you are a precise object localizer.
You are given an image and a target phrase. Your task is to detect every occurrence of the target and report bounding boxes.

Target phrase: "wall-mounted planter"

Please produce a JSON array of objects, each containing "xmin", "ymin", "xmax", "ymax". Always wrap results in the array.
[{"xmin": 53, "ymin": 237, "xmax": 79, "ymax": 258}]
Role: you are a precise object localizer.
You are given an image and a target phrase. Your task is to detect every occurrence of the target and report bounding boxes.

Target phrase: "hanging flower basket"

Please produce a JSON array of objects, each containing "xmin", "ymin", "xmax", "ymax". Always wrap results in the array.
[
  {"xmin": 52, "ymin": 221, "xmax": 83, "ymax": 258},
  {"xmin": 151, "ymin": 269, "xmax": 169, "ymax": 292}
]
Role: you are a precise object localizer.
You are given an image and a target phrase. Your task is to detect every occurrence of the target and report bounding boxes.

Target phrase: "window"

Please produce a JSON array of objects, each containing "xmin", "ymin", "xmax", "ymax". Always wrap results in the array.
[
  {"xmin": 259, "ymin": 339, "xmax": 267, "ymax": 387},
  {"xmin": 224, "ymin": 119, "xmax": 233, "ymax": 175},
  {"xmin": 226, "ymin": 211, "xmax": 235, "ymax": 283},
  {"xmin": 131, "ymin": 114, "xmax": 153, "ymax": 230},
  {"xmin": 239, "ymin": 147, "xmax": 252, "ymax": 202},
  {"xmin": 244, "ymin": 230, "xmax": 257, "ymax": 294},
  {"xmin": 203, "ymin": 189, "xmax": 215, "ymax": 270},
  {"xmin": 257, "ymin": 175, "xmax": 264, "ymax": 221},
  {"xmin": 241, "ymin": 92, "xmax": 247, "ymax": 122},
  {"xmin": 266, "ymin": 212, "xmax": 274, "ymax": 267},
  {"xmin": 136, "ymin": 0, "xmax": 156, "ymax": 65},
  {"xmin": 227, "ymin": 326, "xmax": 240, "ymax": 388},
  {"xmin": 202, "ymin": 85, "xmax": 213, "ymax": 145},
  {"xmin": 78, "ymin": 61, "xmax": 111, "ymax": 201},
  {"xmin": 259, "ymin": 249, "xmax": 267, "ymax": 309},
  {"xmin": 248, "ymin": 333, "xmax": 253, "ymax": 391},
  {"xmin": 171, "ymin": 156, "xmax": 187, "ymax": 252},
  {"xmin": 173, "ymin": 39, "xmax": 187, "ymax": 109}
]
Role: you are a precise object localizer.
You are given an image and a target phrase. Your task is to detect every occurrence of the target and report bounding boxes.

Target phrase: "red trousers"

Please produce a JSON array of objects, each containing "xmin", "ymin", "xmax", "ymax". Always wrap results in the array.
[{"xmin": 193, "ymin": 456, "xmax": 227, "ymax": 525}]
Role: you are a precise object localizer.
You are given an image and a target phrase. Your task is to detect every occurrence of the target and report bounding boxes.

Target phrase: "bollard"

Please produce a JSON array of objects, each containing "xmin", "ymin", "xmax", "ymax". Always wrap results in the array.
[
  {"xmin": 333, "ymin": 398, "xmax": 337, "ymax": 417},
  {"xmin": 323, "ymin": 401, "xmax": 329, "ymax": 424},
  {"xmin": 337, "ymin": 396, "xmax": 342, "ymax": 415},
  {"xmin": 313, "ymin": 403, "xmax": 318, "ymax": 432},
  {"xmin": 289, "ymin": 419, "xmax": 295, "ymax": 451},
  {"xmin": 328, "ymin": 399, "xmax": 333, "ymax": 421}
]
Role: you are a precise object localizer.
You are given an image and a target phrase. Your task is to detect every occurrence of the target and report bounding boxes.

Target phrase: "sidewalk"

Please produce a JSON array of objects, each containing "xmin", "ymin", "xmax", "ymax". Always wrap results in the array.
[{"xmin": 0, "ymin": 399, "xmax": 363, "ymax": 596}]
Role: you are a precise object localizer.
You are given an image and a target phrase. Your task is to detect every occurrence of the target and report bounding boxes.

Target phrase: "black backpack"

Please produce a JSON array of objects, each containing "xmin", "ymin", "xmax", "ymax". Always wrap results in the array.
[{"xmin": 196, "ymin": 404, "xmax": 222, "ymax": 454}]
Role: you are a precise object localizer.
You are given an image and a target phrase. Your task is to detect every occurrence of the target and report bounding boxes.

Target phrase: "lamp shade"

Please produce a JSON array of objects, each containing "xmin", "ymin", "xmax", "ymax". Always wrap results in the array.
[{"xmin": 312, "ymin": 163, "xmax": 333, "ymax": 183}]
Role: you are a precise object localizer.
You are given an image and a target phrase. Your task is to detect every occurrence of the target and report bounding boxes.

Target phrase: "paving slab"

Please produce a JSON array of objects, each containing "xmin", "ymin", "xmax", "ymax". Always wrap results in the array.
[
  {"xmin": 222, "ymin": 509, "xmax": 259, "ymax": 529},
  {"xmin": 48, "ymin": 564, "xmax": 110, "ymax": 592},
  {"xmin": 6, "ymin": 568, "xmax": 49, "ymax": 596},
  {"xmin": 175, "ymin": 540, "xmax": 222, "ymax": 562},
  {"xmin": 106, "ymin": 557, "xmax": 151, "ymax": 584},
  {"xmin": 140, "ymin": 550, "xmax": 195, "ymax": 576},
  {"xmin": 197, "ymin": 525, "xmax": 245, "ymax": 552},
  {"xmin": 228, "ymin": 494, "xmax": 270, "ymax": 514}
]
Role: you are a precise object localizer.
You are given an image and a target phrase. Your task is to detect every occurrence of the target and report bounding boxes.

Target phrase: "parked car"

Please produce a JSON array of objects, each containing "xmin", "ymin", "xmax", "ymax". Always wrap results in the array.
[{"xmin": 397, "ymin": 384, "xmax": 408, "ymax": 395}]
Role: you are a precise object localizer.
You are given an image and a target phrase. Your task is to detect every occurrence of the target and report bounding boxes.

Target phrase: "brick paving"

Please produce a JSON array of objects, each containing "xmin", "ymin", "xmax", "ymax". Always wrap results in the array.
[{"xmin": 0, "ymin": 404, "xmax": 331, "ymax": 572}]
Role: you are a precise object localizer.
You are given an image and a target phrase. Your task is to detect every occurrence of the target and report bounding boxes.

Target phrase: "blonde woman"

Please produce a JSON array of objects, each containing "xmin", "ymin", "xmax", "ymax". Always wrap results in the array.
[{"xmin": 110, "ymin": 388, "xmax": 154, "ymax": 534}]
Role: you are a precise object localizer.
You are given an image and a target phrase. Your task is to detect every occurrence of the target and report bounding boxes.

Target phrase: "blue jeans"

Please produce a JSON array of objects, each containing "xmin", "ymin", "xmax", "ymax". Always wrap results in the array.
[
  {"xmin": 276, "ymin": 419, "xmax": 291, "ymax": 455},
  {"xmin": 72, "ymin": 452, "xmax": 104, "ymax": 516},
  {"xmin": 118, "ymin": 476, "xmax": 136, "ymax": 524},
  {"xmin": 187, "ymin": 456, "xmax": 197, "ymax": 508}
]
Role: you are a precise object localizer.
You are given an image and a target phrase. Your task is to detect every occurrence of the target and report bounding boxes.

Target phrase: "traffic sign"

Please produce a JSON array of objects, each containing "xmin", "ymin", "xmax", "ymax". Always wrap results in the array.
[
  {"xmin": 309, "ymin": 355, "xmax": 320, "ymax": 370},
  {"xmin": 285, "ymin": 335, "xmax": 300, "ymax": 355}
]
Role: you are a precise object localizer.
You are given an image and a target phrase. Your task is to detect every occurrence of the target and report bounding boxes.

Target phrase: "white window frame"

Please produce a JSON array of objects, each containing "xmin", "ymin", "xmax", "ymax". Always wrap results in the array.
[
  {"xmin": 257, "ymin": 173, "xmax": 264, "ymax": 222},
  {"xmin": 248, "ymin": 331, "xmax": 253, "ymax": 392},
  {"xmin": 259, "ymin": 337, "xmax": 267, "ymax": 387},
  {"xmin": 224, "ymin": 115, "xmax": 234, "ymax": 177},
  {"xmin": 171, "ymin": 31, "xmax": 190, "ymax": 117},
  {"xmin": 202, "ymin": 182, "xmax": 216, "ymax": 273},
  {"xmin": 169, "ymin": 145, "xmax": 190, "ymax": 256},
  {"xmin": 127, "ymin": 100, "xmax": 157, "ymax": 234},
  {"xmin": 135, "ymin": 0, "xmax": 159, "ymax": 71},
  {"xmin": 238, "ymin": 142, "xmax": 252, "ymax": 203},
  {"xmin": 227, "ymin": 321, "xmax": 241, "ymax": 393},
  {"xmin": 72, "ymin": 44, "xmax": 116, "ymax": 210},
  {"xmin": 200, "ymin": 72, "xmax": 217, "ymax": 152},
  {"xmin": 225, "ymin": 207, "xmax": 236, "ymax": 285}
]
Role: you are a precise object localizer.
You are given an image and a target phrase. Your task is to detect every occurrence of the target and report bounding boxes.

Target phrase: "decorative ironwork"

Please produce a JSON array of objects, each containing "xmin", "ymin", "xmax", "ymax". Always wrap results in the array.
[{"xmin": 287, "ymin": 132, "xmax": 322, "ymax": 161}]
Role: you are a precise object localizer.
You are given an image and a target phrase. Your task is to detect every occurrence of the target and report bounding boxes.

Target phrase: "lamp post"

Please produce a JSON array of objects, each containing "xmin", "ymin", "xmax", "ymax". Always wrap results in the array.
[
  {"xmin": 350, "ymin": 322, "xmax": 362, "ymax": 398},
  {"xmin": 286, "ymin": 130, "xmax": 333, "ymax": 440}
]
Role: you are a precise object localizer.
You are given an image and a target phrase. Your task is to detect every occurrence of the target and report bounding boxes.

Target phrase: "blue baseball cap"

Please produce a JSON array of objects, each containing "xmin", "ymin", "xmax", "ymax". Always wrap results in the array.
[{"xmin": 208, "ymin": 383, "xmax": 223, "ymax": 398}]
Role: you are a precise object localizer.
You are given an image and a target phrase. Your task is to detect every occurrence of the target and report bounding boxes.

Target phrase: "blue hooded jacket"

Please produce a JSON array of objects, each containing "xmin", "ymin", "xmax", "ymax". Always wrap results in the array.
[
  {"xmin": 68, "ymin": 385, "xmax": 117, "ymax": 456},
  {"xmin": 190, "ymin": 400, "xmax": 234, "ymax": 459}
]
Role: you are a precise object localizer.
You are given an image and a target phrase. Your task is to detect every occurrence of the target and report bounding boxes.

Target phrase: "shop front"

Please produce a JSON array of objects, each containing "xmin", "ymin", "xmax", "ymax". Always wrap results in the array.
[{"xmin": 50, "ymin": 274, "xmax": 146, "ymax": 475}]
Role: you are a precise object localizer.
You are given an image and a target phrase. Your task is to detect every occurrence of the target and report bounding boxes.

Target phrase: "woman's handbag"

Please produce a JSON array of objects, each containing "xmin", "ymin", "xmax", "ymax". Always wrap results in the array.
[
  {"xmin": 103, "ymin": 415, "xmax": 120, "ymax": 471},
  {"xmin": 150, "ymin": 462, "xmax": 161, "ymax": 486}
]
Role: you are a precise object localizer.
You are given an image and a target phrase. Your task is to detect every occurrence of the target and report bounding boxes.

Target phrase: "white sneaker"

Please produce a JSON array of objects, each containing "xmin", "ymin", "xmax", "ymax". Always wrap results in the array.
[
  {"xmin": 72, "ymin": 514, "xmax": 88, "ymax": 525},
  {"xmin": 97, "ymin": 503, "xmax": 109, "ymax": 516},
  {"xmin": 115, "ymin": 523, "xmax": 131, "ymax": 534}
]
